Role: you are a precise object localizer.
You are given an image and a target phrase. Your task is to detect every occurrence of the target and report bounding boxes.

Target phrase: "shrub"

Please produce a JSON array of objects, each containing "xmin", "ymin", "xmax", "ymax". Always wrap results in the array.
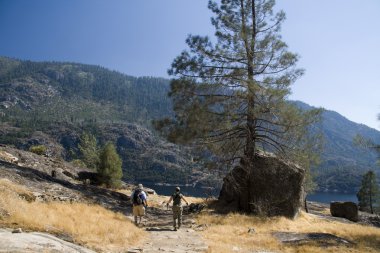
[
  {"xmin": 71, "ymin": 159, "xmax": 87, "ymax": 168},
  {"xmin": 97, "ymin": 142, "xmax": 123, "ymax": 188},
  {"xmin": 29, "ymin": 145, "xmax": 47, "ymax": 155}
]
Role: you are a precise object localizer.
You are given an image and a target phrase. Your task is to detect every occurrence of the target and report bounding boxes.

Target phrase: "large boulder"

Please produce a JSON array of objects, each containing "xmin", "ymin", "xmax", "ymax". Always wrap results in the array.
[
  {"xmin": 219, "ymin": 154, "xmax": 305, "ymax": 218},
  {"xmin": 330, "ymin": 201, "xmax": 358, "ymax": 222}
]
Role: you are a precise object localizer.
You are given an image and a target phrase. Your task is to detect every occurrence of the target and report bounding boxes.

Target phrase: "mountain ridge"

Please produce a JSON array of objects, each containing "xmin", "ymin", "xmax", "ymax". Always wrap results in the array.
[{"xmin": 0, "ymin": 56, "xmax": 379, "ymax": 192}]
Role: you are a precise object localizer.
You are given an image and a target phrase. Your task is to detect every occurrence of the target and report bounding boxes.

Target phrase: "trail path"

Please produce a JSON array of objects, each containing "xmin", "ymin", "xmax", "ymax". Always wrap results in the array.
[{"xmin": 128, "ymin": 207, "xmax": 208, "ymax": 253}]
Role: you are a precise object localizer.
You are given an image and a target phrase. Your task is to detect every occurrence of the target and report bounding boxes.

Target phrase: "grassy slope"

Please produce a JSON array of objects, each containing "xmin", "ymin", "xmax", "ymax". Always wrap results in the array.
[
  {"xmin": 1, "ymin": 176, "xmax": 379, "ymax": 252},
  {"xmin": 0, "ymin": 178, "xmax": 145, "ymax": 252},
  {"xmin": 198, "ymin": 210, "xmax": 380, "ymax": 253}
]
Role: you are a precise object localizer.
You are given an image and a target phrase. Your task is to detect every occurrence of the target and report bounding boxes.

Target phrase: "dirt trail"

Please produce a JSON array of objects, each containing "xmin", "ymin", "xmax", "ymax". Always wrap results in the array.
[{"xmin": 128, "ymin": 207, "xmax": 208, "ymax": 253}]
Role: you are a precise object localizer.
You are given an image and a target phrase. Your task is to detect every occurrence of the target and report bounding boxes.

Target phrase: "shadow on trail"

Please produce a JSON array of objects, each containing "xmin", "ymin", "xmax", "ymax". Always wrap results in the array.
[
  {"xmin": 144, "ymin": 206, "xmax": 195, "ymax": 229},
  {"xmin": 145, "ymin": 207, "xmax": 173, "ymax": 228},
  {"xmin": 146, "ymin": 227, "xmax": 174, "ymax": 232}
]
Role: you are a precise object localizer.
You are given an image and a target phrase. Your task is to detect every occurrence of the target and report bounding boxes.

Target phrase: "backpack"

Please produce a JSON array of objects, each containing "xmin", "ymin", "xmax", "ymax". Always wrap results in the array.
[
  {"xmin": 133, "ymin": 189, "xmax": 143, "ymax": 205},
  {"xmin": 173, "ymin": 193, "xmax": 182, "ymax": 206}
]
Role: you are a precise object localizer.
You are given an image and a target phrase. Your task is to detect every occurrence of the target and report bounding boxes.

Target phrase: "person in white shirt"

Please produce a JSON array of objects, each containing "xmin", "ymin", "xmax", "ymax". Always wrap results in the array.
[{"xmin": 130, "ymin": 183, "xmax": 147, "ymax": 225}]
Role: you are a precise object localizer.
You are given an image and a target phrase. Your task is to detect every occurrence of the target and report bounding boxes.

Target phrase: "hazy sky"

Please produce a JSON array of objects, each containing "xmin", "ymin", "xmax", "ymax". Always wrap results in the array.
[{"xmin": 0, "ymin": 0, "xmax": 379, "ymax": 129}]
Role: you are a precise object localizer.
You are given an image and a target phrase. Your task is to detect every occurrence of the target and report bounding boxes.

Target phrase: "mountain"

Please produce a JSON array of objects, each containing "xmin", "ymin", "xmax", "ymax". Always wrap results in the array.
[
  {"xmin": 294, "ymin": 101, "xmax": 380, "ymax": 192},
  {"xmin": 0, "ymin": 56, "xmax": 379, "ymax": 192},
  {"xmin": 0, "ymin": 56, "xmax": 172, "ymax": 126}
]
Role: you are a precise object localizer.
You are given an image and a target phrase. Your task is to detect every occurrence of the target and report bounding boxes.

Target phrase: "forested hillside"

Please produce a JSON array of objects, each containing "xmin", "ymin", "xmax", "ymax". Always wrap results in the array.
[
  {"xmin": 296, "ymin": 101, "xmax": 380, "ymax": 192},
  {"xmin": 0, "ymin": 57, "xmax": 379, "ymax": 192},
  {"xmin": 0, "ymin": 56, "xmax": 172, "ymax": 126}
]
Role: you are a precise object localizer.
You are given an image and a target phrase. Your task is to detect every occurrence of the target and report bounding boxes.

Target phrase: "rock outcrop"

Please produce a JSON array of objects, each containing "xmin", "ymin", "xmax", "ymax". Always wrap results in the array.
[
  {"xmin": 0, "ymin": 229, "xmax": 95, "ymax": 253},
  {"xmin": 330, "ymin": 201, "xmax": 359, "ymax": 222},
  {"xmin": 219, "ymin": 154, "xmax": 305, "ymax": 218},
  {"xmin": 273, "ymin": 232, "xmax": 354, "ymax": 247}
]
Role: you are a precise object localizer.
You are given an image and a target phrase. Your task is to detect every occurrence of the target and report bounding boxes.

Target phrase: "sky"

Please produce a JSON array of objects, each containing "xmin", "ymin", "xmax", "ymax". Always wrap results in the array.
[{"xmin": 0, "ymin": 0, "xmax": 379, "ymax": 130}]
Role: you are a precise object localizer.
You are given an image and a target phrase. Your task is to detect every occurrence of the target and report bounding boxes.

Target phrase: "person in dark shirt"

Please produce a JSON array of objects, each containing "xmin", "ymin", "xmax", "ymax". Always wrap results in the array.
[{"xmin": 166, "ymin": 186, "xmax": 189, "ymax": 231}]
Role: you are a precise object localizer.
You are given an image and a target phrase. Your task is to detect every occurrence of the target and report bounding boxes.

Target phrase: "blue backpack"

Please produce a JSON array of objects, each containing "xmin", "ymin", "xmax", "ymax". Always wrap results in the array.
[{"xmin": 133, "ymin": 189, "xmax": 143, "ymax": 205}]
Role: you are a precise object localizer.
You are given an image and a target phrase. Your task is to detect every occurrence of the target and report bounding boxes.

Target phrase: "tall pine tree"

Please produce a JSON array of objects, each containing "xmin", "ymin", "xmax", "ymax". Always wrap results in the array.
[
  {"xmin": 357, "ymin": 170, "xmax": 379, "ymax": 214},
  {"xmin": 78, "ymin": 132, "xmax": 99, "ymax": 170},
  {"xmin": 156, "ymin": 0, "xmax": 321, "ymax": 174},
  {"xmin": 98, "ymin": 143, "xmax": 123, "ymax": 188}
]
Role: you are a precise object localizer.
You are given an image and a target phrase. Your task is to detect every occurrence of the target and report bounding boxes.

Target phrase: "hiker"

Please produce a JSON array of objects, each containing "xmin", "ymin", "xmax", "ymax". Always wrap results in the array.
[
  {"xmin": 131, "ymin": 183, "xmax": 148, "ymax": 225},
  {"xmin": 166, "ymin": 186, "xmax": 189, "ymax": 231}
]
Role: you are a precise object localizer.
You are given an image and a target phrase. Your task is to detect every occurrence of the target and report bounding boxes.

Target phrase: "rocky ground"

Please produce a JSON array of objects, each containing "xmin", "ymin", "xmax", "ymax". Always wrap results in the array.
[
  {"xmin": 0, "ymin": 145, "xmax": 379, "ymax": 253},
  {"xmin": 0, "ymin": 145, "xmax": 209, "ymax": 252},
  {"xmin": 0, "ymin": 228, "xmax": 96, "ymax": 253},
  {"xmin": 307, "ymin": 201, "xmax": 380, "ymax": 228},
  {"xmin": 128, "ymin": 207, "xmax": 208, "ymax": 253}
]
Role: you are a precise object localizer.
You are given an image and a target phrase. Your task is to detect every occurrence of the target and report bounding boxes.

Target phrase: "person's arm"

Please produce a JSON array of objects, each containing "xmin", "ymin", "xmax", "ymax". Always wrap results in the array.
[
  {"xmin": 143, "ymin": 192, "xmax": 148, "ymax": 207},
  {"xmin": 181, "ymin": 195, "xmax": 189, "ymax": 205},
  {"xmin": 166, "ymin": 196, "xmax": 173, "ymax": 206}
]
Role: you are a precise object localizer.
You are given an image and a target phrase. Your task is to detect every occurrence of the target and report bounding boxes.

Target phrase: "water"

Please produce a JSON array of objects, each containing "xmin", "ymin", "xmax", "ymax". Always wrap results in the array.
[
  {"xmin": 143, "ymin": 183, "xmax": 358, "ymax": 204},
  {"xmin": 307, "ymin": 192, "xmax": 357, "ymax": 204}
]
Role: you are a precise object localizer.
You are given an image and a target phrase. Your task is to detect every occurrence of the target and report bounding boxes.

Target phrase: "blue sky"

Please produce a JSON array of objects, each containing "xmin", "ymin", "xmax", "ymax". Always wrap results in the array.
[{"xmin": 0, "ymin": 0, "xmax": 379, "ymax": 129}]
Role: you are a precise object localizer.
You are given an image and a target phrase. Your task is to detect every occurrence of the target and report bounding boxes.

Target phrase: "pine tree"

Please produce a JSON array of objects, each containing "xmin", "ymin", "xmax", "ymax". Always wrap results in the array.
[
  {"xmin": 156, "ymin": 0, "xmax": 321, "ymax": 173},
  {"xmin": 357, "ymin": 170, "xmax": 379, "ymax": 214},
  {"xmin": 78, "ymin": 132, "xmax": 99, "ymax": 170},
  {"xmin": 98, "ymin": 142, "xmax": 123, "ymax": 188}
]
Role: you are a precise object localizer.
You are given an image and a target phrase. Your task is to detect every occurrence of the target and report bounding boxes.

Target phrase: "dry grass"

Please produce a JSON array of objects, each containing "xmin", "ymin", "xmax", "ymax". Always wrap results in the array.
[
  {"xmin": 0, "ymin": 178, "xmax": 145, "ymax": 252},
  {"xmin": 197, "ymin": 211, "xmax": 380, "ymax": 253}
]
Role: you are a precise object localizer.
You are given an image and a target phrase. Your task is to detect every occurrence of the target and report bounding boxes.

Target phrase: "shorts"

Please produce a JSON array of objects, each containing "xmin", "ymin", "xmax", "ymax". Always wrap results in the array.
[{"xmin": 133, "ymin": 205, "xmax": 145, "ymax": 216}]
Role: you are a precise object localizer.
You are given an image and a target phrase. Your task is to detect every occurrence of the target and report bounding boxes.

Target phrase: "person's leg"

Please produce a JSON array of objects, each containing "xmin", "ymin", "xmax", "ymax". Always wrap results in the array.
[
  {"xmin": 172, "ymin": 206, "xmax": 178, "ymax": 230},
  {"xmin": 137, "ymin": 205, "xmax": 144, "ymax": 225},
  {"xmin": 178, "ymin": 207, "xmax": 183, "ymax": 229},
  {"xmin": 141, "ymin": 206, "xmax": 146, "ymax": 225},
  {"xmin": 133, "ymin": 206, "xmax": 138, "ymax": 225}
]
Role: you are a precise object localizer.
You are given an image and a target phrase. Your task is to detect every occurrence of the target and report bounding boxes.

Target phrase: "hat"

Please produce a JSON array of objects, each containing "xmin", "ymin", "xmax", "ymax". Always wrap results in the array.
[
  {"xmin": 175, "ymin": 186, "xmax": 180, "ymax": 191},
  {"xmin": 138, "ymin": 184, "xmax": 143, "ymax": 189}
]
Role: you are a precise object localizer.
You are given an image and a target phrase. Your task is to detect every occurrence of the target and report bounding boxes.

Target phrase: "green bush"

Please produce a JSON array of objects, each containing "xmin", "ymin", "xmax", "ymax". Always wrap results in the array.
[
  {"xmin": 29, "ymin": 145, "xmax": 47, "ymax": 155},
  {"xmin": 71, "ymin": 159, "xmax": 87, "ymax": 168},
  {"xmin": 97, "ymin": 142, "xmax": 123, "ymax": 188}
]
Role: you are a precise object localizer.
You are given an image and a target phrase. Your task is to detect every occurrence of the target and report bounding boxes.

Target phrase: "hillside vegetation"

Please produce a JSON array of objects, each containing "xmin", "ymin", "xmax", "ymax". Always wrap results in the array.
[
  {"xmin": 0, "ymin": 57, "xmax": 379, "ymax": 192},
  {"xmin": 0, "ymin": 56, "xmax": 172, "ymax": 125}
]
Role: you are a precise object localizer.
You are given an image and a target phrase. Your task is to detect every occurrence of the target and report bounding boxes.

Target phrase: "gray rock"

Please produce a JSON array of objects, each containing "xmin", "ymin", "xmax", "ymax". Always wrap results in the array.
[
  {"xmin": 12, "ymin": 228, "xmax": 22, "ymax": 233},
  {"xmin": 330, "ymin": 201, "xmax": 358, "ymax": 222},
  {"xmin": 273, "ymin": 231, "xmax": 354, "ymax": 247},
  {"xmin": 248, "ymin": 227, "xmax": 255, "ymax": 234},
  {"xmin": 0, "ymin": 229, "xmax": 95, "ymax": 253},
  {"xmin": 127, "ymin": 248, "xmax": 143, "ymax": 253},
  {"xmin": 219, "ymin": 154, "xmax": 305, "ymax": 218},
  {"xmin": 185, "ymin": 203, "xmax": 206, "ymax": 214}
]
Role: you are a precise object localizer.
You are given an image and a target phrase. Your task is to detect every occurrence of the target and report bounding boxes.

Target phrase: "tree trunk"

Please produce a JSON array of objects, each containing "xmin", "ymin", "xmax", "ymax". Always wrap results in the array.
[
  {"xmin": 243, "ymin": 0, "xmax": 257, "ymax": 164},
  {"xmin": 304, "ymin": 196, "xmax": 309, "ymax": 213},
  {"xmin": 370, "ymin": 186, "xmax": 374, "ymax": 214}
]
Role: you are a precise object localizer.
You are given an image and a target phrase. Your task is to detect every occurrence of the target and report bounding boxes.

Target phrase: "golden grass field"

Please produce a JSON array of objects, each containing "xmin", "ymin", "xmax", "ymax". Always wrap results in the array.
[
  {"xmin": 1, "ymin": 177, "xmax": 379, "ymax": 253},
  {"xmin": 0, "ymin": 179, "xmax": 145, "ymax": 252},
  {"xmin": 197, "ymin": 210, "xmax": 380, "ymax": 253}
]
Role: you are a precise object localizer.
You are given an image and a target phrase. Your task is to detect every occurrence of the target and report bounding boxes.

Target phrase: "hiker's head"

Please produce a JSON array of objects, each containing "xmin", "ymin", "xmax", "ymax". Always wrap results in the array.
[
  {"xmin": 175, "ymin": 186, "xmax": 180, "ymax": 192},
  {"xmin": 138, "ymin": 184, "xmax": 143, "ymax": 190}
]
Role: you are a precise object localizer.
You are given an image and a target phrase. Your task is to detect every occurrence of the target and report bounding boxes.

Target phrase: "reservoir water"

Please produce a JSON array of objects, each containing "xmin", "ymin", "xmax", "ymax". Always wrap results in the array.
[
  {"xmin": 143, "ymin": 183, "xmax": 357, "ymax": 204},
  {"xmin": 307, "ymin": 192, "xmax": 357, "ymax": 204}
]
